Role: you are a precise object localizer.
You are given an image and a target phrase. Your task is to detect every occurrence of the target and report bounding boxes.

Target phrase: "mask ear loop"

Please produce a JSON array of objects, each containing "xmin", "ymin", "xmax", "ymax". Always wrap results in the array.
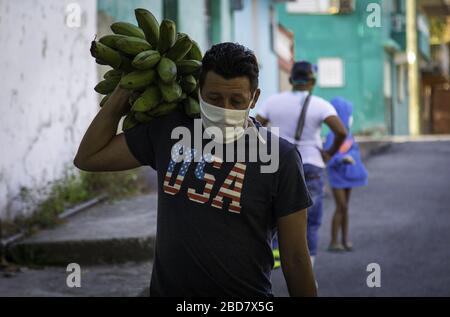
[
  {"xmin": 246, "ymin": 93, "xmax": 266, "ymax": 145},
  {"xmin": 247, "ymin": 118, "xmax": 267, "ymax": 145}
]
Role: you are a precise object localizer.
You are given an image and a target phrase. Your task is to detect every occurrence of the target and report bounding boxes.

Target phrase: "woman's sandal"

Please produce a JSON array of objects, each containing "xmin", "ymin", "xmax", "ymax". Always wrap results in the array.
[
  {"xmin": 327, "ymin": 243, "xmax": 346, "ymax": 252},
  {"xmin": 343, "ymin": 243, "xmax": 353, "ymax": 252}
]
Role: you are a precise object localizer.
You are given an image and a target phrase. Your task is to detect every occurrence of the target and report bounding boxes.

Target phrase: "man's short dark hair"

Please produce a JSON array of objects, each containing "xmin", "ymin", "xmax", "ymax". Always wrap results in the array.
[{"xmin": 199, "ymin": 42, "xmax": 259, "ymax": 92}]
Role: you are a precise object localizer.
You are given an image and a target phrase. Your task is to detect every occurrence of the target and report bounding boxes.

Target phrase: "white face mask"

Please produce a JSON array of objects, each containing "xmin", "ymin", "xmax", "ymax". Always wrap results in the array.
[{"xmin": 199, "ymin": 93, "xmax": 252, "ymax": 144}]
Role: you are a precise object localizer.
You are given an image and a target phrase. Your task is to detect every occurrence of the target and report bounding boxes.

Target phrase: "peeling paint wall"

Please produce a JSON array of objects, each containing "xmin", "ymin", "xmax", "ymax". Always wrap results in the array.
[{"xmin": 0, "ymin": 0, "xmax": 98, "ymax": 220}]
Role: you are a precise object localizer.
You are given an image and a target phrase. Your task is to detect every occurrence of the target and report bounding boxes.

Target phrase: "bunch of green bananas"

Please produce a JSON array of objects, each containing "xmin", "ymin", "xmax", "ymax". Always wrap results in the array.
[{"xmin": 90, "ymin": 8, "xmax": 203, "ymax": 131}]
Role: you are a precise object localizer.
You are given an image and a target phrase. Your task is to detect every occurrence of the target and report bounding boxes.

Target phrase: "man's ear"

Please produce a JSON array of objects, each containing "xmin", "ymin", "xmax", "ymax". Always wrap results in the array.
[
  {"xmin": 289, "ymin": 77, "xmax": 293, "ymax": 85},
  {"xmin": 251, "ymin": 89, "xmax": 261, "ymax": 109}
]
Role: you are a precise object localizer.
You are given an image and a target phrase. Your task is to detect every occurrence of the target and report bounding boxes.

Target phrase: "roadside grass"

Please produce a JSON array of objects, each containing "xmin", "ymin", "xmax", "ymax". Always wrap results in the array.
[{"xmin": 1, "ymin": 169, "xmax": 149, "ymax": 239}]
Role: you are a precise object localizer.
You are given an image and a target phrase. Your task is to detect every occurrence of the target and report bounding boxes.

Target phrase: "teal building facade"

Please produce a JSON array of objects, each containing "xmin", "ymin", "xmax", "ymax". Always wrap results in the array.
[{"xmin": 277, "ymin": 0, "xmax": 430, "ymax": 135}]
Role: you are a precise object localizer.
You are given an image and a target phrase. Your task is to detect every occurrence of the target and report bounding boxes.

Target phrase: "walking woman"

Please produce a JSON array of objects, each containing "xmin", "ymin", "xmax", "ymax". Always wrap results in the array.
[{"xmin": 324, "ymin": 97, "xmax": 368, "ymax": 252}]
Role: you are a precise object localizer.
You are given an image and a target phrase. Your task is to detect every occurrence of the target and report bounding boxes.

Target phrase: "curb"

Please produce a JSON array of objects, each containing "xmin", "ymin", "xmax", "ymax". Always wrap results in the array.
[
  {"xmin": 6, "ymin": 235, "xmax": 155, "ymax": 266},
  {"xmin": 1, "ymin": 195, "xmax": 108, "ymax": 263},
  {"xmin": 58, "ymin": 194, "xmax": 108, "ymax": 220},
  {"xmin": 5, "ymin": 194, "xmax": 157, "ymax": 266},
  {"xmin": 358, "ymin": 140, "xmax": 393, "ymax": 161}
]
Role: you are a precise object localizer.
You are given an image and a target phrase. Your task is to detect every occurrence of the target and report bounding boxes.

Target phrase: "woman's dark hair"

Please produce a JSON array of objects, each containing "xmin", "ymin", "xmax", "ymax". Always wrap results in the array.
[{"xmin": 199, "ymin": 42, "xmax": 259, "ymax": 92}]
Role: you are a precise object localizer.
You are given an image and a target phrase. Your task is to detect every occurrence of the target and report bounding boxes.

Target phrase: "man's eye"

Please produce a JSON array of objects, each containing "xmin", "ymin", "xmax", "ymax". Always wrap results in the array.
[{"xmin": 231, "ymin": 100, "xmax": 244, "ymax": 107}]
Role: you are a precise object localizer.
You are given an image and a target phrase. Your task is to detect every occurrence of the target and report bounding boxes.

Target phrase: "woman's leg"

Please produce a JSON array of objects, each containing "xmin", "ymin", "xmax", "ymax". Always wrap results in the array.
[
  {"xmin": 342, "ymin": 188, "xmax": 352, "ymax": 249},
  {"xmin": 330, "ymin": 188, "xmax": 347, "ymax": 248}
]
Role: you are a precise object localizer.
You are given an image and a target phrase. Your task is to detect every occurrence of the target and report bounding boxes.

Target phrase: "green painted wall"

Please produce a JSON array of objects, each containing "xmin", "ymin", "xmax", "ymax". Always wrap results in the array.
[
  {"xmin": 177, "ymin": 0, "xmax": 209, "ymax": 53},
  {"xmin": 163, "ymin": 0, "xmax": 178, "ymax": 21},
  {"xmin": 98, "ymin": 0, "xmax": 163, "ymax": 22},
  {"xmin": 219, "ymin": 0, "xmax": 234, "ymax": 42},
  {"xmin": 391, "ymin": 59, "xmax": 410, "ymax": 135},
  {"xmin": 277, "ymin": 0, "xmax": 394, "ymax": 135},
  {"xmin": 172, "ymin": 0, "xmax": 235, "ymax": 54},
  {"xmin": 384, "ymin": 0, "xmax": 409, "ymax": 135},
  {"xmin": 210, "ymin": 0, "xmax": 234, "ymax": 45},
  {"xmin": 97, "ymin": 0, "xmax": 235, "ymax": 60},
  {"xmin": 418, "ymin": 14, "xmax": 431, "ymax": 60}
]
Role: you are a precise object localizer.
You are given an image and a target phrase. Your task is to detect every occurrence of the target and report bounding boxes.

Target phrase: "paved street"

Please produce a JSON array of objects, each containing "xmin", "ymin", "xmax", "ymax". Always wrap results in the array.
[
  {"xmin": 1, "ymin": 140, "xmax": 449, "ymax": 297},
  {"xmin": 272, "ymin": 141, "xmax": 450, "ymax": 296}
]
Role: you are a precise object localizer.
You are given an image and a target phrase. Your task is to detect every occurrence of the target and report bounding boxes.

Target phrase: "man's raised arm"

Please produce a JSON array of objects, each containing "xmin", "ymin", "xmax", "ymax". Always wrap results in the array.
[{"xmin": 74, "ymin": 86, "xmax": 141, "ymax": 172}]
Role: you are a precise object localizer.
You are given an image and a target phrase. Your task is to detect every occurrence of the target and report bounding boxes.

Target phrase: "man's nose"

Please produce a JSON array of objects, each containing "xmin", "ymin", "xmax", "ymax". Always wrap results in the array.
[{"xmin": 222, "ymin": 99, "xmax": 234, "ymax": 110}]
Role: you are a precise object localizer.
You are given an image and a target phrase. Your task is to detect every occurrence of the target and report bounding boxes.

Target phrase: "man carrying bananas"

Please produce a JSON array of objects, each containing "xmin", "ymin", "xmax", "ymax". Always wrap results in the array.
[{"xmin": 74, "ymin": 43, "xmax": 316, "ymax": 297}]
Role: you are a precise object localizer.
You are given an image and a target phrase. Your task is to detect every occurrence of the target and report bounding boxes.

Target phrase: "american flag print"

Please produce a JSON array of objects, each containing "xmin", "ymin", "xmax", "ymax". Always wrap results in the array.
[
  {"xmin": 163, "ymin": 144, "xmax": 197, "ymax": 195},
  {"xmin": 211, "ymin": 162, "xmax": 247, "ymax": 214},
  {"xmin": 162, "ymin": 145, "xmax": 246, "ymax": 214},
  {"xmin": 187, "ymin": 154, "xmax": 223, "ymax": 204}
]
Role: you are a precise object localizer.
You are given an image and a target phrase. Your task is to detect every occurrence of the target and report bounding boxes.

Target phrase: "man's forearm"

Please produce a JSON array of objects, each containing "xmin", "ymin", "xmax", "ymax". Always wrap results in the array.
[
  {"xmin": 324, "ymin": 116, "xmax": 348, "ymax": 157},
  {"xmin": 74, "ymin": 87, "xmax": 131, "ymax": 164},
  {"xmin": 282, "ymin": 257, "xmax": 317, "ymax": 297},
  {"xmin": 327, "ymin": 133, "xmax": 346, "ymax": 157}
]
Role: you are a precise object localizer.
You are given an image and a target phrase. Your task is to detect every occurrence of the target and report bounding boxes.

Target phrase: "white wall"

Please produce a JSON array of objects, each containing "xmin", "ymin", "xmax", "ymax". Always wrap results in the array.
[
  {"xmin": 0, "ymin": 0, "xmax": 98, "ymax": 220},
  {"xmin": 233, "ymin": 0, "xmax": 279, "ymax": 114}
]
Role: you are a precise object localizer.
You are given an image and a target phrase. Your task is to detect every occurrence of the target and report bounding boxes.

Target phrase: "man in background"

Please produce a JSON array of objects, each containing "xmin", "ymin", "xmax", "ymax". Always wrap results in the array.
[{"xmin": 256, "ymin": 61, "xmax": 347, "ymax": 267}]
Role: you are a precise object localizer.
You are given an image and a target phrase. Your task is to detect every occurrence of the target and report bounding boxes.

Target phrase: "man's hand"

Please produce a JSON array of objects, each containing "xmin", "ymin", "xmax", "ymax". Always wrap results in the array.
[
  {"xmin": 342, "ymin": 155, "xmax": 355, "ymax": 165},
  {"xmin": 107, "ymin": 85, "xmax": 133, "ymax": 117},
  {"xmin": 278, "ymin": 209, "xmax": 317, "ymax": 297},
  {"xmin": 255, "ymin": 115, "xmax": 269, "ymax": 127},
  {"xmin": 321, "ymin": 150, "xmax": 332, "ymax": 164}
]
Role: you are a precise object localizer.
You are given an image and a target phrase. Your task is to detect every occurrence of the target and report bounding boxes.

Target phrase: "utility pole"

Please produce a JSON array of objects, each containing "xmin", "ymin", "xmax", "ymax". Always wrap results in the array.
[{"xmin": 406, "ymin": 0, "xmax": 420, "ymax": 136}]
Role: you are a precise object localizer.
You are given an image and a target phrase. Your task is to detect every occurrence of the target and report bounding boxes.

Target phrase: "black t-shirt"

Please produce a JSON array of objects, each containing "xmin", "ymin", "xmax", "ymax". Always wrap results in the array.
[{"xmin": 124, "ymin": 110, "xmax": 312, "ymax": 297}]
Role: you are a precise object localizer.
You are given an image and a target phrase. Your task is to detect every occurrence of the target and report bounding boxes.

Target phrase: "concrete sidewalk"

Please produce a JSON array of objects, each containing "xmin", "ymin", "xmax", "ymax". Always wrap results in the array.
[
  {"xmin": 356, "ymin": 134, "xmax": 450, "ymax": 160},
  {"xmin": 7, "ymin": 195, "xmax": 158, "ymax": 265}
]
